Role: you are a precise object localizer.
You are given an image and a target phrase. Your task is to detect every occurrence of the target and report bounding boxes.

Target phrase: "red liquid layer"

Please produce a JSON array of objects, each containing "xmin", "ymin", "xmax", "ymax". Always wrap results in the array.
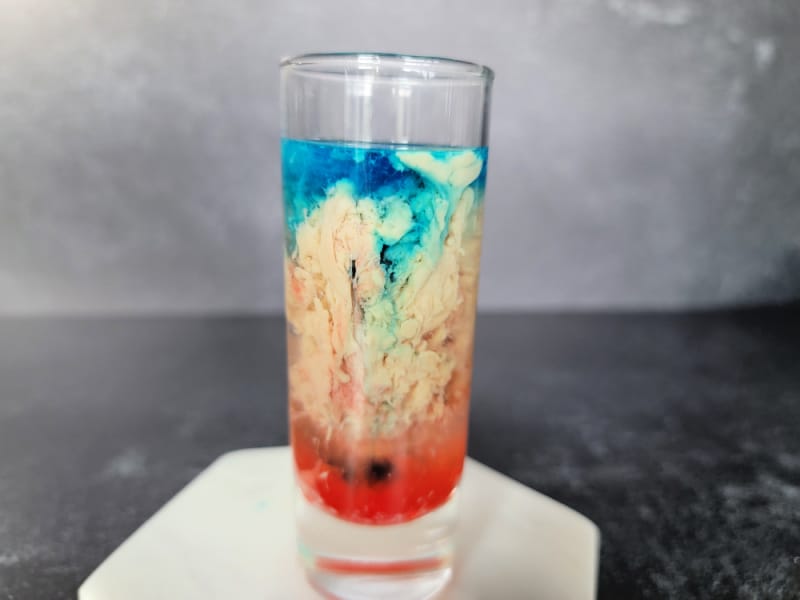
[{"xmin": 291, "ymin": 415, "xmax": 468, "ymax": 525}]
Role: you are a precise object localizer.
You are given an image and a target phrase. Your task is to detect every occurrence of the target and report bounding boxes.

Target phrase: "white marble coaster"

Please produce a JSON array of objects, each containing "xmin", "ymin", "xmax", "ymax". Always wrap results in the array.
[{"xmin": 79, "ymin": 447, "xmax": 599, "ymax": 600}]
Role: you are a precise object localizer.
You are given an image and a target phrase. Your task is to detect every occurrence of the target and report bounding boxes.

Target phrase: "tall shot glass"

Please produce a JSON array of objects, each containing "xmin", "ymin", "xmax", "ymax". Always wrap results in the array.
[{"xmin": 280, "ymin": 52, "xmax": 493, "ymax": 599}]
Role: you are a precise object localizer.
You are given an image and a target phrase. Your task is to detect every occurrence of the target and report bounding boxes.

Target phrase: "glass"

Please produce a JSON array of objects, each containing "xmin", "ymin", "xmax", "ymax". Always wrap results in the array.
[{"xmin": 280, "ymin": 52, "xmax": 493, "ymax": 599}]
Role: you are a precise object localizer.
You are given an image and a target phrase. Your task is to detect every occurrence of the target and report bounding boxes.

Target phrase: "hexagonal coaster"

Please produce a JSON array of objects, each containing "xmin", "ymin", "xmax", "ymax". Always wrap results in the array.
[{"xmin": 79, "ymin": 447, "xmax": 599, "ymax": 599}]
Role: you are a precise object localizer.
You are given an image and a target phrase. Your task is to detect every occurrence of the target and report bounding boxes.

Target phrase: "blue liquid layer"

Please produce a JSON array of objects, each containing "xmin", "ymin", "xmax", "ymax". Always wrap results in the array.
[{"xmin": 281, "ymin": 139, "xmax": 488, "ymax": 284}]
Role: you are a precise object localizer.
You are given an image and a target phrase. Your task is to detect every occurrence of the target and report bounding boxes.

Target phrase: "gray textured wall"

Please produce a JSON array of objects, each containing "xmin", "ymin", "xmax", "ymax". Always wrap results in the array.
[{"xmin": 1, "ymin": 0, "xmax": 798, "ymax": 314}]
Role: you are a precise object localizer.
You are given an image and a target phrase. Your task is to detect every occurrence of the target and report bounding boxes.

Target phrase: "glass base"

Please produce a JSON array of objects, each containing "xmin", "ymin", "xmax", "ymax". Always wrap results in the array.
[{"xmin": 296, "ymin": 489, "xmax": 458, "ymax": 600}]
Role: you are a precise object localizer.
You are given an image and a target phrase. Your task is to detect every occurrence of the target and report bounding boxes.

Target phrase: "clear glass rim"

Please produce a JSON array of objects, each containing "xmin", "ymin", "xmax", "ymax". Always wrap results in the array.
[{"xmin": 280, "ymin": 52, "xmax": 495, "ymax": 83}]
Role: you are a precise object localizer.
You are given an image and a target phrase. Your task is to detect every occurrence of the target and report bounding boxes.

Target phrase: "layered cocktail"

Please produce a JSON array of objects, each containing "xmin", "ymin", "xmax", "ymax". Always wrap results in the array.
[
  {"xmin": 280, "ymin": 52, "xmax": 493, "ymax": 598},
  {"xmin": 283, "ymin": 140, "xmax": 486, "ymax": 525}
]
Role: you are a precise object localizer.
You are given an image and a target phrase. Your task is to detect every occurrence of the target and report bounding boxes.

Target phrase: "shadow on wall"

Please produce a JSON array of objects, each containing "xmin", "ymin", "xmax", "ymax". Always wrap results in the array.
[
  {"xmin": 744, "ymin": 249, "xmax": 800, "ymax": 304},
  {"xmin": 683, "ymin": 6, "xmax": 800, "ymax": 307},
  {"xmin": 734, "ymin": 17, "xmax": 800, "ymax": 306}
]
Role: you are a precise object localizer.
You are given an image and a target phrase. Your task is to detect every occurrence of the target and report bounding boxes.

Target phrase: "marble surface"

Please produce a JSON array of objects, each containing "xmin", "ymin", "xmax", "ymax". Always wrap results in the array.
[
  {"xmin": 0, "ymin": 310, "xmax": 799, "ymax": 599},
  {"xmin": 78, "ymin": 448, "xmax": 599, "ymax": 600}
]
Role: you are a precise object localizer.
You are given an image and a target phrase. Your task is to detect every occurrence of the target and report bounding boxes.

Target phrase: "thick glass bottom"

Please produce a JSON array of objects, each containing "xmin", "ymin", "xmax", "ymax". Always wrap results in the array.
[{"xmin": 296, "ymin": 489, "xmax": 458, "ymax": 600}]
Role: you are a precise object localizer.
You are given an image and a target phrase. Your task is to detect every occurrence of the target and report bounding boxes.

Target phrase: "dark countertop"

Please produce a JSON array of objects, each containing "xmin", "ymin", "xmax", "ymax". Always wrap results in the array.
[{"xmin": 1, "ymin": 311, "xmax": 799, "ymax": 599}]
